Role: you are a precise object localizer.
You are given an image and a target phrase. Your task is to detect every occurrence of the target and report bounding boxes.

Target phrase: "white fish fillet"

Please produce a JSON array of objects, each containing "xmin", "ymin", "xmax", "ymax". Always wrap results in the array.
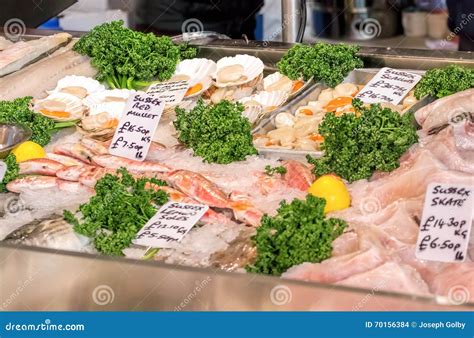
[
  {"xmin": 0, "ymin": 36, "xmax": 13, "ymax": 51},
  {"xmin": 0, "ymin": 33, "xmax": 71, "ymax": 77},
  {"xmin": 0, "ymin": 42, "xmax": 97, "ymax": 101}
]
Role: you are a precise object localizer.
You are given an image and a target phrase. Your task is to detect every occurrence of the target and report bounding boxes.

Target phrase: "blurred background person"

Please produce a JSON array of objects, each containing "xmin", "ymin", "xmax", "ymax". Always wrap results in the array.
[
  {"xmin": 446, "ymin": 0, "xmax": 474, "ymax": 51},
  {"xmin": 135, "ymin": 0, "xmax": 264, "ymax": 39}
]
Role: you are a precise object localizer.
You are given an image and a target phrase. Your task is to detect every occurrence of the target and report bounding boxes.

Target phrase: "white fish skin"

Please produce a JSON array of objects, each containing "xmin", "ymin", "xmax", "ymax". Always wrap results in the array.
[
  {"xmin": 0, "ymin": 33, "xmax": 71, "ymax": 77},
  {"xmin": 0, "ymin": 43, "xmax": 97, "ymax": 101},
  {"xmin": 6, "ymin": 176, "xmax": 58, "ymax": 193},
  {"xmin": 19, "ymin": 158, "xmax": 65, "ymax": 176}
]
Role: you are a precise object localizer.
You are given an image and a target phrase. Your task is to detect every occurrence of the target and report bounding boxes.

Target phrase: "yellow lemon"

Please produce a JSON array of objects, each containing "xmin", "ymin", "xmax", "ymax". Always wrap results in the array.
[
  {"xmin": 308, "ymin": 175, "xmax": 351, "ymax": 213},
  {"xmin": 11, "ymin": 141, "xmax": 46, "ymax": 163}
]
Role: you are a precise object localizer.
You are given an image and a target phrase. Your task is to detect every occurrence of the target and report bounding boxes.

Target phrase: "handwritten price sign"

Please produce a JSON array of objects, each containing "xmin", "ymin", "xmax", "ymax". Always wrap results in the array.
[
  {"xmin": 108, "ymin": 92, "xmax": 164, "ymax": 161},
  {"xmin": 415, "ymin": 183, "xmax": 474, "ymax": 262},
  {"xmin": 356, "ymin": 68, "xmax": 421, "ymax": 105},
  {"xmin": 146, "ymin": 80, "xmax": 189, "ymax": 107},
  {"xmin": 133, "ymin": 202, "xmax": 209, "ymax": 248}
]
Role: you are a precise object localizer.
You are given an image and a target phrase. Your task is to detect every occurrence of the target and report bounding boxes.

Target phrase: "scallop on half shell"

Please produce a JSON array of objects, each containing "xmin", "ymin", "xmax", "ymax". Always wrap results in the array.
[
  {"xmin": 263, "ymin": 72, "xmax": 306, "ymax": 97},
  {"xmin": 214, "ymin": 54, "xmax": 264, "ymax": 88},
  {"xmin": 240, "ymin": 90, "xmax": 289, "ymax": 114},
  {"xmin": 83, "ymin": 89, "xmax": 135, "ymax": 108},
  {"xmin": 49, "ymin": 75, "xmax": 105, "ymax": 99},
  {"xmin": 34, "ymin": 92, "xmax": 86, "ymax": 121},
  {"xmin": 172, "ymin": 58, "xmax": 217, "ymax": 98}
]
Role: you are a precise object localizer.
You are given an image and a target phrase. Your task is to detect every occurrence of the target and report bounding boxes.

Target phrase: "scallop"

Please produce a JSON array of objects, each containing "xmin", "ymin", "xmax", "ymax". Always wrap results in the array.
[
  {"xmin": 293, "ymin": 117, "xmax": 320, "ymax": 138},
  {"xmin": 402, "ymin": 95, "xmax": 417, "ymax": 108},
  {"xmin": 267, "ymin": 127, "xmax": 296, "ymax": 146},
  {"xmin": 88, "ymin": 101, "xmax": 126, "ymax": 119},
  {"xmin": 214, "ymin": 55, "xmax": 264, "ymax": 87},
  {"xmin": 173, "ymin": 58, "xmax": 217, "ymax": 98},
  {"xmin": 317, "ymin": 88, "xmax": 335, "ymax": 105},
  {"xmin": 253, "ymin": 135, "xmax": 272, "ymax": 148},
  {"xmin": 294, "ymin": 137, "xmax": 319, "ymax": 151},
  {"xmin": 307, "ymin": 101, "xmax": 325, "ymax": 112},
  {"xmin": 275, "ymin": 112, "xmax": 296, "ymax": 128},
  {"xmin": 34, "ymin": 92, "xmax": 85, "ymax": 121},
  {"xmin": 50, "ymin": 75, "xmax": 105, "ymax": 99},
  {"xmin": 83, "ymin": 89, "xmax": 135, "ymax": 108},
  {"xmin": 263, "ymin": 72, "xmax": 293, "ymax": 93},
  {"xmin": 295, "ymin": 105, "xmax": 319, "ymax": 118},
  {"xmin": 334, "ymin": 83, "xmax": 358, "ymax": 97}
]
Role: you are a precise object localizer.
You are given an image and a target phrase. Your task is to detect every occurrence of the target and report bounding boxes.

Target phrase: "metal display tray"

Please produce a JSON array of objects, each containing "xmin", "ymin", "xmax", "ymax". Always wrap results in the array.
[
  {"xmin": 1, "ymin": 34, "xmax": 473, "ymax": 311},
  {"xmin": 253, "ymin": 68, "xmax": 426, "ymax": 161}
]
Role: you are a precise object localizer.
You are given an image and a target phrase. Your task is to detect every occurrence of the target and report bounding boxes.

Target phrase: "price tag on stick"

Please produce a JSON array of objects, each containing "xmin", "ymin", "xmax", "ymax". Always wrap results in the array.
[
  {"xmin": 146, "ymin": 80, "xmax": 189, "ymax": 107},
  {"xmin": 415, "ymin": 183, "xmax": 474, "ymax": 263},
  {"xmin": 355, "ymin": 67, "xmax": 421, "ymax": 105},
  {"xmin": 109, "ymin": 92, "xmax": 164, "ymax": 161},
  {"xmin": 133, "ymin": 202, "xmax": 209, "ymax": 248}
]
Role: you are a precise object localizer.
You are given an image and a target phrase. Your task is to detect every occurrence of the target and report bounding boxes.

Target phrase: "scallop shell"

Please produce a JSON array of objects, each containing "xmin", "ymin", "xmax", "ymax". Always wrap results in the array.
[
  {"xmin": 240, "ymin": 90, "xmax": 288, "ymax": 110},
  {"xmin": 49, "ymin": 75, "xmax": 105, "ymax": 99},
  {"xmin": 83, "ymin": 89, "xmax": 135, "ymax": 108},
  {"xmin": 174, "ymin": 58, "xmax": 216, "ymax": 98},
  {"xmin": 214, "ymin": 54, "xmax": 264, "ymax": 88},
  {"xmin": 34, "ymin": 92, "xmax": 85, "ymax": 121},
  {"xmin": 88, "ymin": 101, "xmax": 126, "ymax": 119},
  {"xmin": 242, "ymin": 104, "xmax": 264, "ymax": 124},
  {"xmin": 274, "ymin": 112, "xmax": 296, "ymax": 128}
]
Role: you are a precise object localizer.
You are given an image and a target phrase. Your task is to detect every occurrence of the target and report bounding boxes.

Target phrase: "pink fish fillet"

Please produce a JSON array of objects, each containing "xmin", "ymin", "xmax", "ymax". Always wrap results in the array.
[
  {"xmin": 54, "ymin": 143, "xmax": 96, "ymax": 164},
  {"xmin": 229, "ymin": 191, "xmax": 263, "ymax": 227},
  {"xmin": 78, "ymin": 167, "xmax": 116, "ymax": 188},
  {"xmin": 6, "ymin": 176, "xmax": 58, "ymax": 193},
  {"xmin": 56, "ymin": 165, "xmax": 94, "ymax": 182},
  {"xmin": 336, "ymin": 261, "xmax": 432, "ymax": 297},
  {"xmin": 92, "ymin": 155, "xmax": 172, "ymax": 173},
  {"xmin": 57, "ymin": 179, "xmax": 95, "ymax": 194},
  {"xmin": 282, "ymin": 160, "xmax": 315, "ymax": 191},
  {"xmin": 46, "ymin": 153, "xmax": 87, "ymax": 167},
  {"xmin": 415, "ymin": 88, "xmax": 474, "ymax": 132},
  {"xmin": 19, "ymin": 158, "xmax": 65, "ymax": 176},
  {"xmin": 165, "ymin": 170, "xmax": 230, "ymax": 209}
]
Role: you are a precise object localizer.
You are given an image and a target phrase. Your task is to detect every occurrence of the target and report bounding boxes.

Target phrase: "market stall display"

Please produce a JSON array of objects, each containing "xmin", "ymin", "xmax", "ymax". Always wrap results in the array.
[{"xmin": 0, "ymin": 22, "xmax": 473, "ymax": 310}]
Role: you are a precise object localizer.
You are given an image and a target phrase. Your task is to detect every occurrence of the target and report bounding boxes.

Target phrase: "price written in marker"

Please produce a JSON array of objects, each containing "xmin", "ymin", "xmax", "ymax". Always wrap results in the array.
[
  {"xmin": 133, "ymin": 202, "xmax": 209, "ymax": 248},
  {"xmin": 146, "ymin": 80, "xmax": 189, "ymax": 107},
  {"xmin": 356, "ymin": 67, "xmax": 422, "ymax": 105},
  {"xmin": 108, "ymin": 92, "xmax": 164, "ymax": 161},
  {"xmin": 415, "ymin": 183, "xmax": 474, "ymax": 263}
]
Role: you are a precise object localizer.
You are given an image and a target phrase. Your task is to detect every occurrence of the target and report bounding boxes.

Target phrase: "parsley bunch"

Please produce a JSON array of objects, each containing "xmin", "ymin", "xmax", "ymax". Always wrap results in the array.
[
  {"xmin": 414, "ymin": 65, "xmax": 474, "ymax": 99},
  {"xmin": 64, "ymin": 169, "xmax": 169, "ymax": 256},
  {"xmin": 174, "ymin": 100, "xmax": 257, "ymax": 164},
  {"xmin": 0, "ymin": 97, "xmax": 74, "ymax": 147},
  {"xmin": 74, "ymin": 20, "xmax": 197, "ymax": 89},
  {"xmin": 264, "ymin": 165, "xmax": 287, "ymax": 176},
  {"xmin": 246, "ymin": 195, "xmax": 347, "ymax": 276},
  {"xmin": 307, "ymin": 99, "xmax": 418, "ymax": 183},
  {"xmin": 277, "ymin": 43, "xmax": 363, "ymax": 87}
]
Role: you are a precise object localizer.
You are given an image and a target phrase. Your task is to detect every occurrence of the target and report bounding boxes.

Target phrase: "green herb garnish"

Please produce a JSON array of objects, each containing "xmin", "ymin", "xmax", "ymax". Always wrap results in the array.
[
  {"xmin": 174, "ymin": 100, "xmax": 257, "ymax": 164},
  {"xmin": 246, "ymin": 195, "xmax": 347, "ymax": 276},
  {"xmin": 0, "ymin": 97, "xmax": 75, "ymax": 146},
  {"xmin": 0, "ymin": 153, "xmax": 19, "ymax": 192},
  {"xmin": 64, "ymin": 168, "xmax": 169, "ymax": 256},
  {"xmin": 414, "ymin": 65, "xmax": 474, "ymax": 99},
  {"xmin": 307, "ymin": 99, "xmax": 418, "ymax": 183},
  {"xmin": 277, "ymin": 43, "xmax": 363, "ymax": 87},
  {"xmin": 73, "ymin": 20, "xmax": 197, "ymax": 89},
  {"xmin": 264, "ymin": 165, "xmax": 287, "ymax": 177}
]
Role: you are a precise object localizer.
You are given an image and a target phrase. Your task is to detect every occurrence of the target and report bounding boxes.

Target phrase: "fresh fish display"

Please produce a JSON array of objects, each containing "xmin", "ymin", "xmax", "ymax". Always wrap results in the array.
[
  {"xmin": 54, "ymin": 143, "xmax": 96, "ymax": 164},
  {"xmin": 0, "ymin": 33, "xmax": 71, "ymax": 77},
  {"xmin": 3, "ymin": 215, "xmax": 93, "ymax": 252},
  {"xmin": 92, "ymin": 155, "xmax": 172, "ymax": 173}
]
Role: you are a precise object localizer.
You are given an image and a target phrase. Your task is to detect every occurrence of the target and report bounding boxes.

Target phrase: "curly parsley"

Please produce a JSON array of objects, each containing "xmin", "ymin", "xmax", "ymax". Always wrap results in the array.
[
  {"xmin": 74, "ymin": 20, "xmax": 197, "ymax": 89},
  {"xmin": 307, "ymin": 99, "xmax": 418, "ymax": 183},
  {"xmin": 246, "ymin": 195, "xmax": 347, "ymax": 276},
  {"xmin": 64, "ymin": 168, "xmax": 169, "ymax": 256},
  {"xmin": 414, "ymin": 65, "xmax": 474, "ymax": 99},
  {"xmin": 277, "ymin": 43, "xmax": 363, "ymax": 87},
  {"xmin": 264, "ymin": 165, "xmax": 287, "ymax": 177},
  {"xmin": 174, "ymin": 100, "xmax": 257, "ymax": 164},
  {"xmin": 0, "ymin": 153, "xmax": 19, "ymax": 192}
]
